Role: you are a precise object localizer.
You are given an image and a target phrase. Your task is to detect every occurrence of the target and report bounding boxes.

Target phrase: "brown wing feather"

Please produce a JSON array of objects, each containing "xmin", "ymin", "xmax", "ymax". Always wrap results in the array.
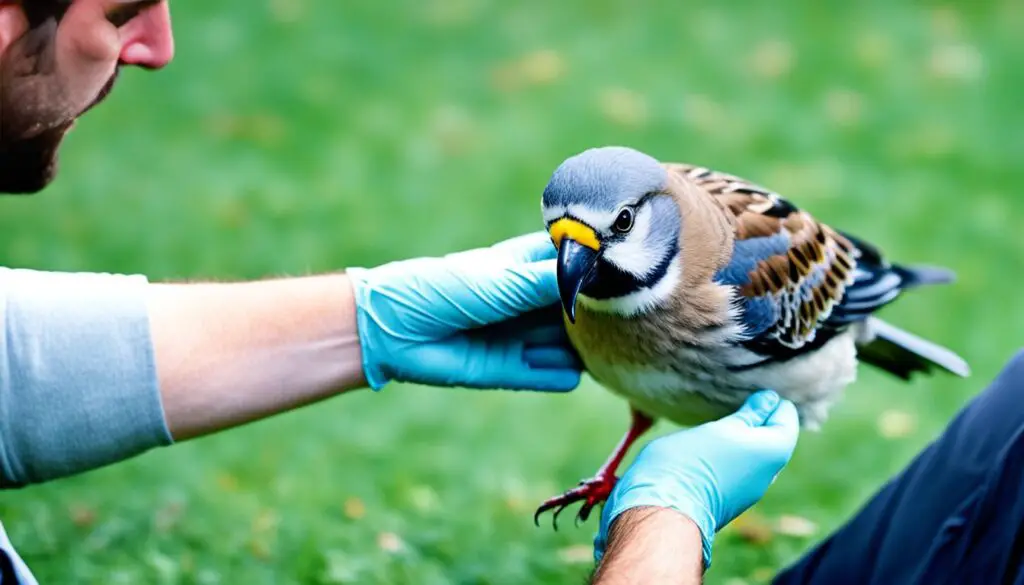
[{"xmin": 666, "ymin": 163, "xmax": 857, "ymax": 349}]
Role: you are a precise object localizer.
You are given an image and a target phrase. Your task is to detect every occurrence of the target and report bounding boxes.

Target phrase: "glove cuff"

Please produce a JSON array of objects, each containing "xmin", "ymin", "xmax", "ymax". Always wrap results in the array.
[{"xmin": 345, "ymin": 267, "xmax": 390, "ymax": 392}]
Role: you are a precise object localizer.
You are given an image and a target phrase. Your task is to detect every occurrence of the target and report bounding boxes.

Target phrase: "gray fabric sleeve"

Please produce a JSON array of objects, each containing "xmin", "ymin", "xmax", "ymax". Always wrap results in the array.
[{"xmin": 0, "ymin": 268, "xmax": 173, "ymax": 488}]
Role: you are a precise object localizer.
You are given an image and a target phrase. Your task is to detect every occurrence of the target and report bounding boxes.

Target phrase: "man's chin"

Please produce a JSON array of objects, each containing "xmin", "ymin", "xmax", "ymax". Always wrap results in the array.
[{"xmin": 0, "ymin": 124, "xmax": 70, "ymax": 195}]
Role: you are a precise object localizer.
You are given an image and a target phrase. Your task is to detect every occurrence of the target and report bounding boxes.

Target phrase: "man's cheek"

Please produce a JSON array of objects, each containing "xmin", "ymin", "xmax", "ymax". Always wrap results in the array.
[
  {"xmin": 0, "ymin": 7, "xmax": 31, "ymax": 54},
  {"xmin": 0, "ymin": 21, "xmax": 69, "ymax": 138},
  {"xmin": 0, "ymin": 16, "xmax": 117, "ymax": 141},
  {"xmin": 56, "ymin": 2, "xmax": 121, "ymax": 64}
]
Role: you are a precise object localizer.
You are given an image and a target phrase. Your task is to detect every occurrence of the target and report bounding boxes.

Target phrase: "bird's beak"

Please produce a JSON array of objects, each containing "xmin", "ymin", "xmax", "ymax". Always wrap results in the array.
[{"xmin": 549, "ymin": 219, "xmax": 601, "ymax": 324}]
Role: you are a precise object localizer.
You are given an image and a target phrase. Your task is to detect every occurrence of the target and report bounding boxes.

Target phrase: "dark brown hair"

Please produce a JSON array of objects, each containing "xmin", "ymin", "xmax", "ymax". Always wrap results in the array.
[
  {"xmin": 21, "ymin": 0, "xmax": 163, "ymax": 28},
  {"xmin": 21, "ymin": 1, "xmax": 70, "ymax": 27}
]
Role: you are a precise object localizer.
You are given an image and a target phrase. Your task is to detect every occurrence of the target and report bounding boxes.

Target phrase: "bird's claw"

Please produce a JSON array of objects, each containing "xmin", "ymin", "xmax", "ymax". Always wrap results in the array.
[{"xmin": 533, "ymin": 475, "xmax": 617, "ymax": 530}]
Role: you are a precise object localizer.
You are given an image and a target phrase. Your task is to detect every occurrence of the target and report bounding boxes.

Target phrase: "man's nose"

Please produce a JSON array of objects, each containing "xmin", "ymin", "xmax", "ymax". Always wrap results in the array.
[{"xmin": 118, "ymin": 1, "xmax": 174, "ymax": 69}]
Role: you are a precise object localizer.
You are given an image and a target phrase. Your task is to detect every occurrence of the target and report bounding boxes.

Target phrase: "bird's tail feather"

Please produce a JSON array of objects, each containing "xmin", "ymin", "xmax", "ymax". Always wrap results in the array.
[
  {"xmin": 858, "ymin": 317, "xmax": 970, "ymax": 380},
  {"xmin": 893, "ymin": 264, "xmax": 957, "ymax": 289}
]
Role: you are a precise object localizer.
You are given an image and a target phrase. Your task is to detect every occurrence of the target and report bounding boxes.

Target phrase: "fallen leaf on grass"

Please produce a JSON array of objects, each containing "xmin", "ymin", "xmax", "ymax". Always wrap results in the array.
[
  {"xmin": 726, "ymin": 511, "xmax": 773, "ymax": 545},
  {"xmin": 597, "ymin": 88, "xmax": 649, "ymax": 129},
  {"xmin": 775, "ymin": 515, "xmax": 817, "ymax": 538},
  {"xmin": 68, "ymin": 504, "xmax": 97, "ymax": 528},
  {"xmin": 877, "ymin": 409, "xmax": 916, "ymax": 439},
  {"xmin": 557, "ymin": 545, "xmax": 594, "ymax": 565},
  {"xmin": 343, "ymin": 497, "xmax": 366, "ymax": 520},
  {"xmin": 377, "ymin": 532, "xmax": 405, "ymax": 553},
  {"xmin": 749, "ymin": 39, "xmax": 794, "ymax": 79},
  {"xmin": 491, "ymin": 49, "xmax": 567, "ymax": 92},
  {"xmin": 215, "ymin": 473, "xmax": 239, "ymax": 492}
]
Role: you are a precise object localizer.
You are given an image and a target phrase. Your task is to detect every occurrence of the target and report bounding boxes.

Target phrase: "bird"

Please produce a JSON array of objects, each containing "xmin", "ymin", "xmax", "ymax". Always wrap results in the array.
[{"xmin": 533, "ymin": 146, "xmax": 970, "ymax": 527}]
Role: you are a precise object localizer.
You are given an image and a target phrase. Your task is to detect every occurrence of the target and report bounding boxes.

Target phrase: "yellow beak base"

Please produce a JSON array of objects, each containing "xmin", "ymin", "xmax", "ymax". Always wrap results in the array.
[{"xmin": 548, "ymin": 218, "xmax": 600, "ymax": 251}]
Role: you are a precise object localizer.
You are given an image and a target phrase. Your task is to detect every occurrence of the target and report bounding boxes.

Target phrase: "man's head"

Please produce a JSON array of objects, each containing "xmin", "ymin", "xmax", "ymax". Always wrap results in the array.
[{"xmin": 0, "ymin": 0, "xmax": 174, "ymax": 194}]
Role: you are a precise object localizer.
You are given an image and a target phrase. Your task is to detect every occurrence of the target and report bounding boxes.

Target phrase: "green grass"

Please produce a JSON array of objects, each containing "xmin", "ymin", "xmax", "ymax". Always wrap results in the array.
[{"xmin": 2, "ymin": 0, "xmax": 1024, "ymax": 583}]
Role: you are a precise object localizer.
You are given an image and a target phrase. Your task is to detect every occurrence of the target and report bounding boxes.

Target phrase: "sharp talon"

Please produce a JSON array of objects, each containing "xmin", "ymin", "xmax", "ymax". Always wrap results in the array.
[
  {"xmin": 578, "ymin": 505, "xmax": 591, "ymax": 524},
  {"xmin": 534, "ymin": 476, "xmax": 615, "ymax": 530},
  {"xmin": 552, "ymin": 503, "xmax": 568, "ymax": 531}
]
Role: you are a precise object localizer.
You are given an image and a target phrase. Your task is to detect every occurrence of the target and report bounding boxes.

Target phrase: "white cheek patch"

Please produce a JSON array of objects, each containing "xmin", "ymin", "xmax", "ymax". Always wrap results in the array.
[{"xmin": 602, "ymin": 208, "xmax": 660, "ymax": 279}]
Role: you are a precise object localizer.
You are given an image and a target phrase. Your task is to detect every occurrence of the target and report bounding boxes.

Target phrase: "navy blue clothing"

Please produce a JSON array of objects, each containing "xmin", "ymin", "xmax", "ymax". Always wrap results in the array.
[{"xmin": 775, "ymin": 350, "xmax": 1024, "ymax": 585}]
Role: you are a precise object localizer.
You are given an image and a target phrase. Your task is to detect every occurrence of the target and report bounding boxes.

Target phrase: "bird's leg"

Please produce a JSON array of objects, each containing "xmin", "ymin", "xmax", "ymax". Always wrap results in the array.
[{"xmin": 534, "ymin": 408, "xmax": 654, "ymax": 529}]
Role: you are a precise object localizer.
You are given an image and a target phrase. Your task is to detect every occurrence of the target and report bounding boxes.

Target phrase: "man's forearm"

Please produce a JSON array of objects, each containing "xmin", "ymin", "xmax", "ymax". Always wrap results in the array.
[
  {"xmin": 0, "ymin": 268, "xmax": 368, "ymax": 487},
  {"xmin": 592, "ymin": 507, "xmax": 704, "ymax": 585},
  {"xmin": 149, "ymin": 274, "xmax": 367, "ymax": 441}
]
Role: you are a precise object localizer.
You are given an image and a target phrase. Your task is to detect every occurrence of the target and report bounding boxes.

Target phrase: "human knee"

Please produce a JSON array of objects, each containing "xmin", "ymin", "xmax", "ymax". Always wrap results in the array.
[
  {"xmin": 987, "ymin": 349, "xmax": 1024, "ymax": 400},
  {"xmin": 952, "ymin": 348, "xmax": 1024, "ymax": 451}
]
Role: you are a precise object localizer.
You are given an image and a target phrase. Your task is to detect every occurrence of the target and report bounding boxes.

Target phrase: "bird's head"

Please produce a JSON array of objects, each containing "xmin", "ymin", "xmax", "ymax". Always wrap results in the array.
[{"xmin": 542, "ymin": 146, "xmax": 682, "ymax": 323}]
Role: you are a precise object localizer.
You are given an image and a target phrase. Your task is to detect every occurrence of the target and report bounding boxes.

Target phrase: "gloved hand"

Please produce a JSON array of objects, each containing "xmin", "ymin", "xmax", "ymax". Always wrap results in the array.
[
  {"xmin": 347, "ymin": 232, "xmax": 583, "ymax": 392},
  {"xmin": 594, "ymin": 390, "xmax": 800, "ymax": 570}
]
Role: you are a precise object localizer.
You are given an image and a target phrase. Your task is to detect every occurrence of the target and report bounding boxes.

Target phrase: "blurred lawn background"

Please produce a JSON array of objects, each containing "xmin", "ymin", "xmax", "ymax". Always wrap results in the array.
[{"xmin": 2, "ymin": 0, "xmax": 1024, "ymax": 583}]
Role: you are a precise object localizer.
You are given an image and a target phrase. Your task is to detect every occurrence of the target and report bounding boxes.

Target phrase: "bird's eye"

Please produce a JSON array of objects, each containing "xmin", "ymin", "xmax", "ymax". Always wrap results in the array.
[{"xmin": 613, "ymin": 208, "xmax": 635, "ymax": 233}]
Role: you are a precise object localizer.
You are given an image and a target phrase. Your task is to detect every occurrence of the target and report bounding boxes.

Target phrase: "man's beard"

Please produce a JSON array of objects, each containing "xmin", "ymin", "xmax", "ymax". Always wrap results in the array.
[{"xmin": 0, "ymin": 18, "xmax": 120, "ymax": 195}]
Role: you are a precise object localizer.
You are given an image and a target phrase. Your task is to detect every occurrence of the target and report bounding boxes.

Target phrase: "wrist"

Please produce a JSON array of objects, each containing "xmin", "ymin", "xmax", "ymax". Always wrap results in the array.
[
  {"xmin": 594, "ymin": 507, "xmax": 704, "ymax": 585},
  {"xmin": 602, "ymin": 475, "xmax": 717, "ymax": 570}
]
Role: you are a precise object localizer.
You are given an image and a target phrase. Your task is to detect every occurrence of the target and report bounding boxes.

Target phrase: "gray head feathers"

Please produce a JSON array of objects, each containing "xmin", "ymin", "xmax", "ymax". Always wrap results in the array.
[{"xmin": 543, "ymin": 146, "xmax": 668, "ymax": 211}]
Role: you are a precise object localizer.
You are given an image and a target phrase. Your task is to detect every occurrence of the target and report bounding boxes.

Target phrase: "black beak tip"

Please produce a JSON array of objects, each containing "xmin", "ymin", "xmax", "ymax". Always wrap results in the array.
[
  {"xmin": 565, "ymin": 304, "xmax": 577, "ymax": 324},
  {"xmin": 556, "ymin": 237, "xmax": 599, "ymax": 326}
]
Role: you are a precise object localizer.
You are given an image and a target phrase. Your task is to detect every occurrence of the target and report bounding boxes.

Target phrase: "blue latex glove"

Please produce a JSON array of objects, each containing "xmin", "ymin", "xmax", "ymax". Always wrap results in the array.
[
  {"xmin": 594, "ymin": 390, "xmax": 800, "ymax": 570},
  {"xmin": 347, "ymin": 232, "xmax": 583, "ymax": 392}
]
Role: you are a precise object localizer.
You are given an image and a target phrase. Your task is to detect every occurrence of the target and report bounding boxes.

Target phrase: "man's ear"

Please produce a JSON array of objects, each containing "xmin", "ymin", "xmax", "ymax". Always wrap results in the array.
[{"xmin": 0, "ymin": 4, "xmax": 30, "ymax": 55}]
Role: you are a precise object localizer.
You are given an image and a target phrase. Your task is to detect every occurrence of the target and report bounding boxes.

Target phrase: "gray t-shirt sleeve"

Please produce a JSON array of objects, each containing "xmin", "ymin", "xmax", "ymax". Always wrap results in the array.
[{"xmin": 0, "ymin": 268, "xmax": 173, "ymax": 488}]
